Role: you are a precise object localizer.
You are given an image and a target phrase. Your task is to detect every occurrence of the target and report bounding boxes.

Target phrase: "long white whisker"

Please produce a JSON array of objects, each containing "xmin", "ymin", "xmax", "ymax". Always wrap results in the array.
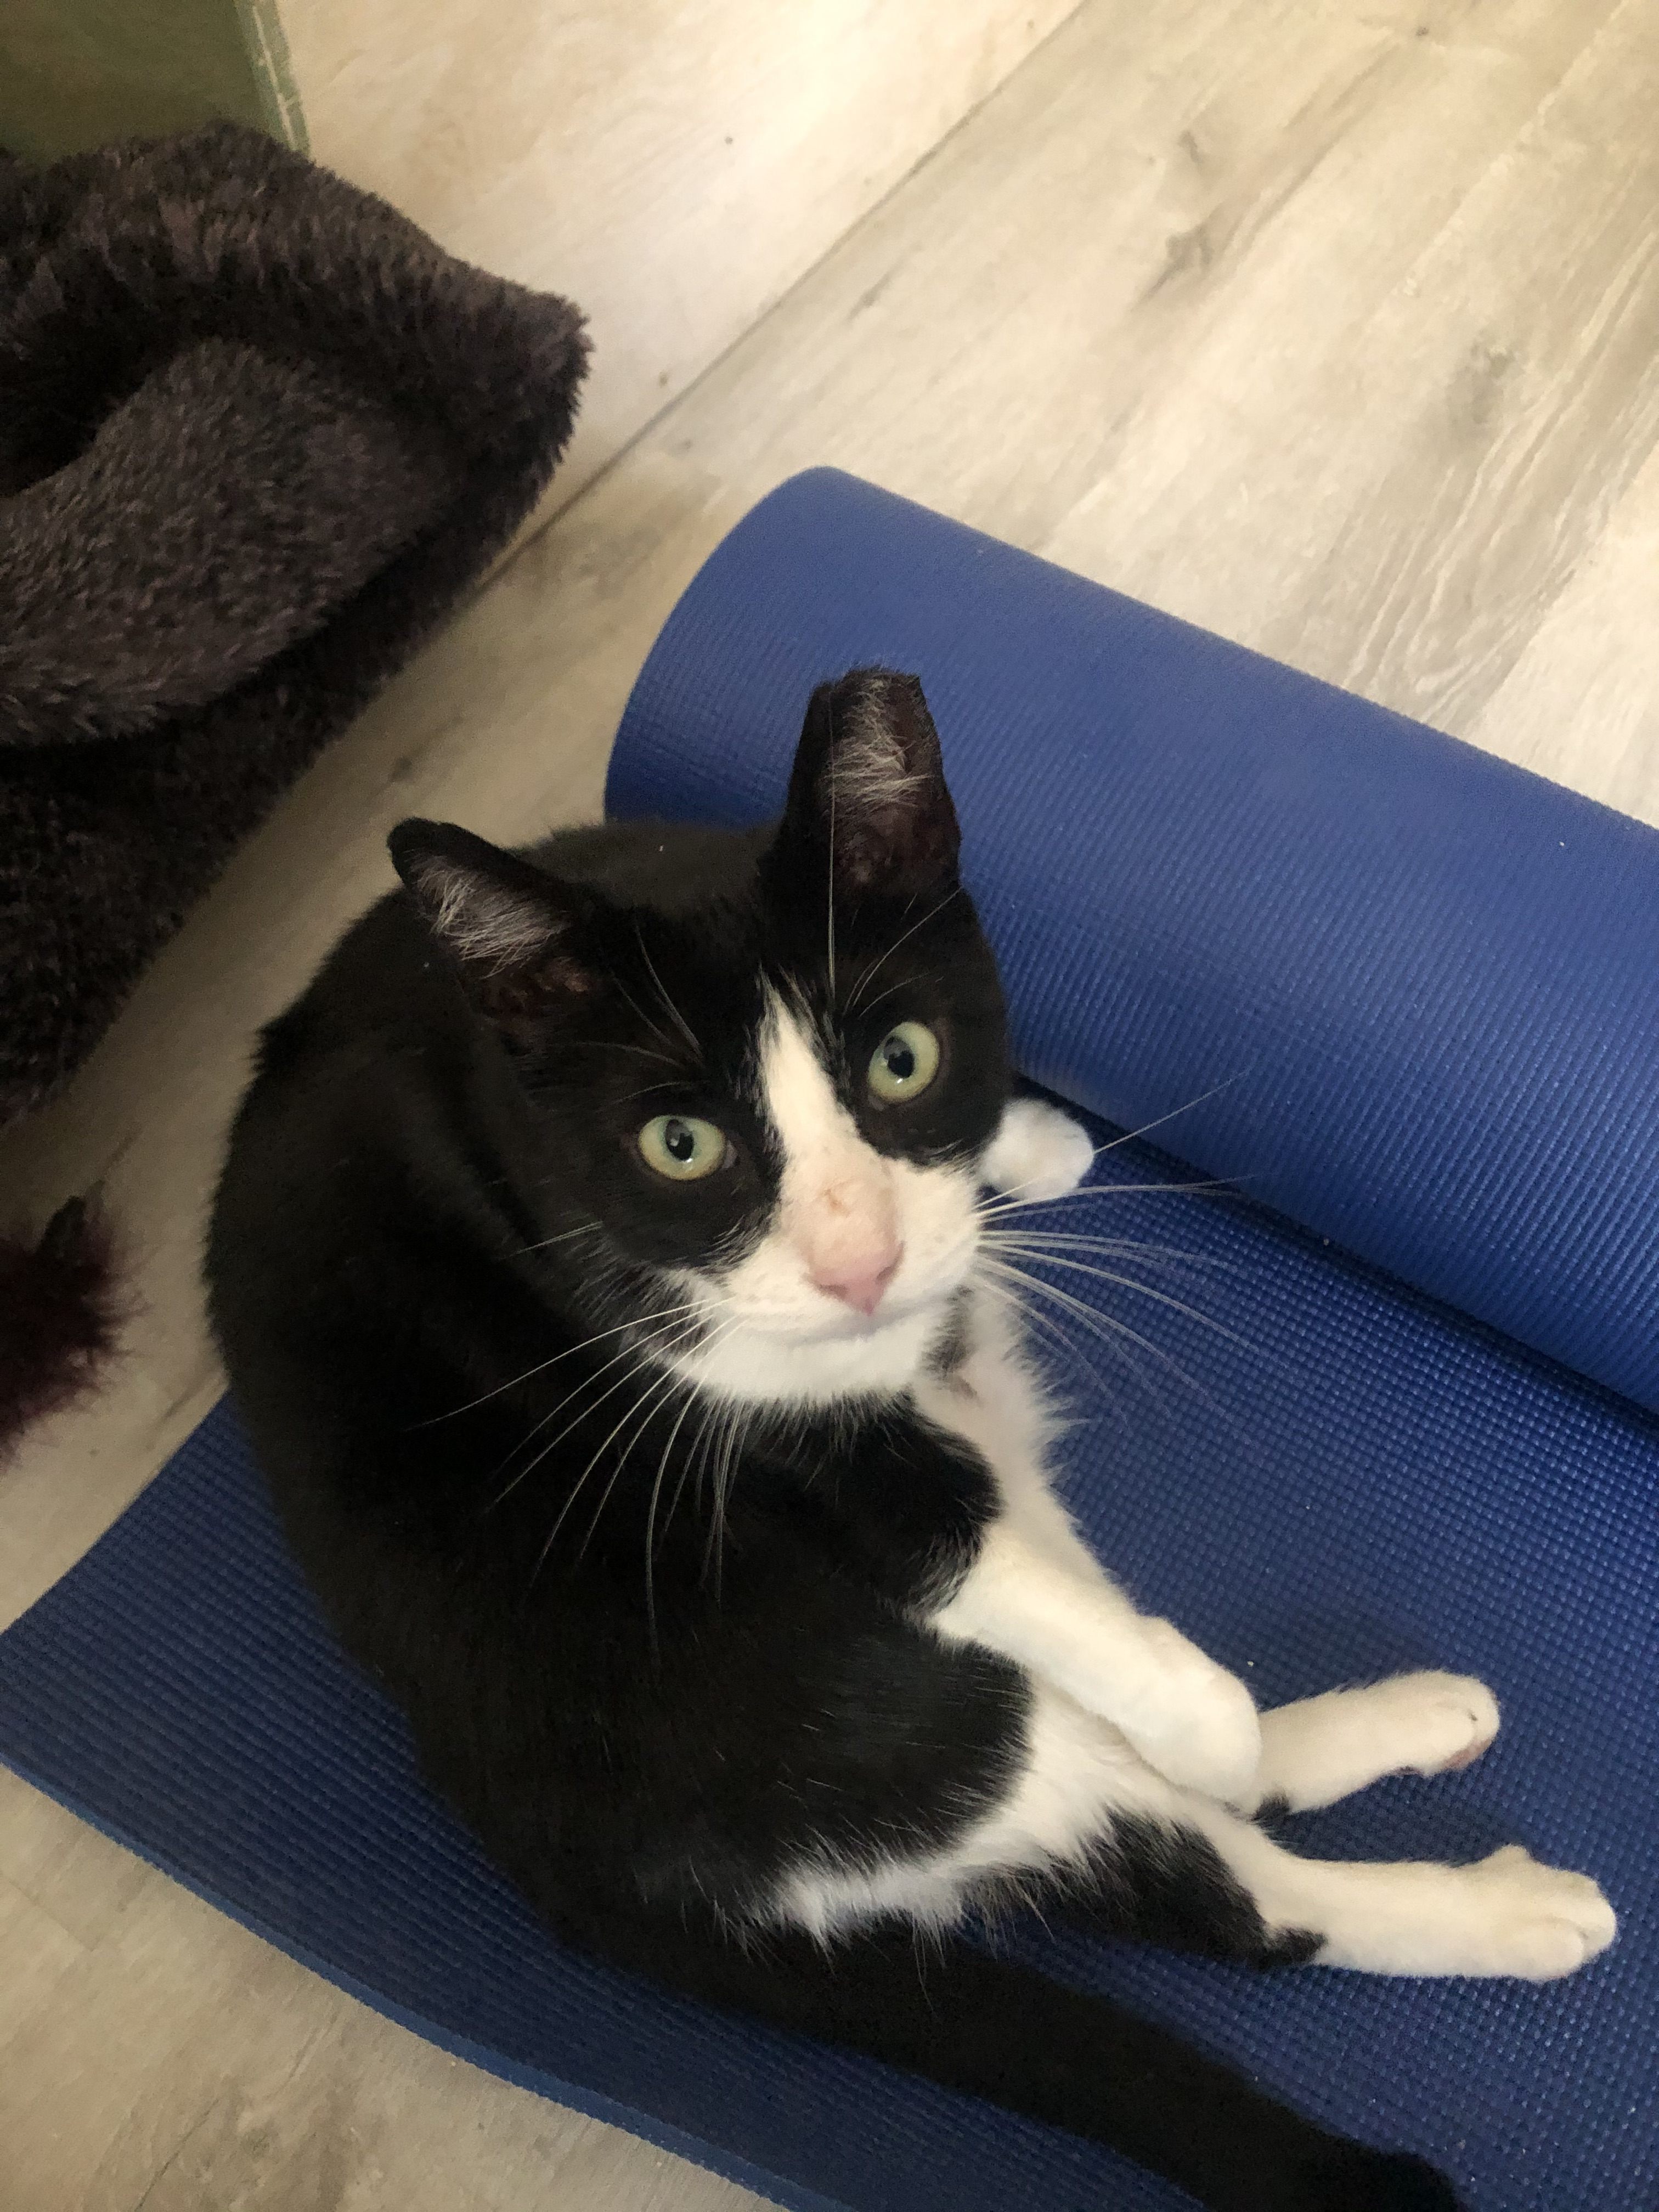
[
  {"xmin": 500, "ymin": 1302, "xmax": 708, "ymax": 1459},
  {"xmin": 699, "ymin": 1399, "xmax": 746, "ymax": 1589},
  {"xmin": 704, "ymin": 1399, "xmax": 750, "ymax": 1600},
  {"xmin": 613, "ymin": 975, "xmax": 681, "ymax": 1057},
  {"xmin": 516, "ymin": 1220, "xmax": 604, "ymax": 1255},
  {"xmin": 416, "ymin": 1299, "xmax": 704, "ymax": 1425},
  {"xmin": 977, "ymin": 1255, "xmax": 1235, "ymax": 1429},
  {"xmin": 859, "ymin": 967, "xmax": 944, "ymax": 1018},
  {"xmin": 1088, "ymin": 1079, "xmax": 1240, "ymax": 1159},
  {"xmin": 978, "ymin": 1260, "xmax": 1170, "ymax": 1423},
  {"xmin": 846, "ymin": 888, "xmax": 962, "ymax": 1014},
  {"xmin": 980, "ymin": 1228, "xmax": 1239, "ymax": 1274},
  {"xmin": 635, "ymin": 923, "xmax": 702, "ymax": 1057},
  {"xmin": 980, "ymin": 1228, "xmax": 1212, "ymax": 1256},
  {"xmin": 641, "ymin": 1314, "xmax": 744, "ymax": 1630},
  {"xmin": 531, "ymin": 1361, "xmax": 691, "ymax": 1585},
  {"xmin": 664, "ymin": 1394, "xmax": 722, "ymax": 1554},
  {"xmin": 575, "ymin": 1360, "xmax": 691, "ymax": 1564},
  {"xmin": 698, "ymin": 1403, "xmax": 734, "ymax": 1587},
  {"xmin": 978, "ymin": 1272, "xmax": 1131, "ymax": 1433},
  {"xmin": 487, "ymin": 1313, "xmax": 704, "ymax": 1510},
  {"xmin": 974, "ymin": 1174, "xmax": 1242, "ymax": 1221},
  {"xmin": 985, "ymin": 1244, "xmax": 1276, "ymax": 1369},
  {"xmin": 643, "ymin": 1379, "xmax": 705, "ymax": 1655}
]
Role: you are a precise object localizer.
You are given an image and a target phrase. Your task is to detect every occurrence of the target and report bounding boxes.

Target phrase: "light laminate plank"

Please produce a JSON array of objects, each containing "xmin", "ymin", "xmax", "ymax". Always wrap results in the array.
[
  {"xmin": 276, "ymin": 0, "xmax": 1081, "ymax": 507},
  {"xmin": 0, "ymin": 1782, "xmax": 765, "ymax": 2212}
]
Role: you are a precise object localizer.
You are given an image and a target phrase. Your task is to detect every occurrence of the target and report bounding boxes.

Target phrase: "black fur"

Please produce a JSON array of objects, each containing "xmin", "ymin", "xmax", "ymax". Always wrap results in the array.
[
  {"xmin": 0, "ymin": 123, "xmax": 586, "ymax": 1122},
  {"xmin": 1082, "ymin": 1816, "xmax": 1324, "ymax": 1968},
  {"xmin": 207, "ymin": 670, "xmax": 1459, "ymax": 2212}
]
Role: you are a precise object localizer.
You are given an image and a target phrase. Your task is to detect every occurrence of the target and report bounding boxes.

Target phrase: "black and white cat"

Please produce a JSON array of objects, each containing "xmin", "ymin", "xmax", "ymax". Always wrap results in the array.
[{"xmin": 207, "ymin": 669, "xmax": 1613, "ymax": 2212}]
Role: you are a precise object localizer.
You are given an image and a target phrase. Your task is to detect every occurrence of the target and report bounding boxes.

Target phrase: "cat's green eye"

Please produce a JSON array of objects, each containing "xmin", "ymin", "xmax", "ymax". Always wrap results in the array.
[
  {"xmin": 637, "ymin": 1114, "xmax": 728, "ymax": 1182},
  {"xmin": 867, "ymin": 1020, "xmax": 941, "ymax": 1104}
]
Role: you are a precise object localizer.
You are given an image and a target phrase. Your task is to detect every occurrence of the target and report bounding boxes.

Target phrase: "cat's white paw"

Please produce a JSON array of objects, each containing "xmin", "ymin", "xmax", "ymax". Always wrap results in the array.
[
  {"xmin": 1445, "ymin": 1846, "xmax": 1617, "ymax": 1979},
  {"xmin": 981, "ymin": 1098, "xmax": 1094, "ymax": 1204},
  {"xmin": 1118, "ymin": 1618, "xmax": 1263, "ymax": 1801},
  {"xmin": 1317, "ymin": 1842, "xmax": 1616, "ymax": 1978},
  {"xmin": 1375, "ymin": 1671, "xmax": 1501, "ymax": 1775},
  {"xmin": 1251, "ymin": 1670, "xmax": 1502, "ymax": 1815}
]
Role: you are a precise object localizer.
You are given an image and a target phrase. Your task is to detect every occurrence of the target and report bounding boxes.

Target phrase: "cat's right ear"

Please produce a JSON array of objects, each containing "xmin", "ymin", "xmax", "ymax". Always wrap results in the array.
[
  {"xmin": 388, "ymin": 819, "xmax": 597, "ymax": 1034},
  {"xmin": 774, "ymin": 667, "xmax": 961, "ymax": 905}
]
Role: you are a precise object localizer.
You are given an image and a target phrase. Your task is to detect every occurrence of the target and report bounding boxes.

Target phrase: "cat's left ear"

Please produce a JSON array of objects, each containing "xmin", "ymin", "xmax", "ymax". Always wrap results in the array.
[
  {"xmin": 774, "ymin": 667, "xmax": 961, "ymax": 901},
  {"xmin": 388, "ymin": 818, "xmax": 598, "ymax": 1033}
]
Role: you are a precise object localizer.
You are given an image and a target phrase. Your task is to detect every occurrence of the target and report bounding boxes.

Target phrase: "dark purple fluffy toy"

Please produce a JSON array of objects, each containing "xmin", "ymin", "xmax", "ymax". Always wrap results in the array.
[{"xmin": 0, "ymin": 1199, "xmax": 125, "ymax": 1463}]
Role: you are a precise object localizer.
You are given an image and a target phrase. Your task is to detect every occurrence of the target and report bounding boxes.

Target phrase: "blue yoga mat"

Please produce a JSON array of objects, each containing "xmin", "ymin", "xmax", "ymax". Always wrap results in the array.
[
  {"xmin": 613, "ymin": 476, "xmax": 1659, "ymax": 1413},
  {"xmin": 2, "ymin": 470, "xmax": 1655, "ymax": 2211}
]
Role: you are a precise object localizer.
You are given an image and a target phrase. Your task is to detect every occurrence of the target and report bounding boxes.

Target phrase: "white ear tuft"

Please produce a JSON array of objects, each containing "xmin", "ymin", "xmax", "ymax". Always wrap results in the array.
[
  {"xmin": 407, "ymin": 853, "xmax": 554, "ymax": 974},
  {"xmin": 779, "ymin": 668, "xmax": 961, "ymax": 899},
  {"xmin": 830, "ymin": 690, "xmax": 929, "ymax": 816},
  {"xmin": 387, "ymin": 817, "xmax": 594, "ymax": 1030}
]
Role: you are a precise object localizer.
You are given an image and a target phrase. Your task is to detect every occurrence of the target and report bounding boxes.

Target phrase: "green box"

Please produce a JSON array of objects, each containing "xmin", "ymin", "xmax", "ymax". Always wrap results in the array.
[{"xmin": 1, "ymin": 0, "xmax": 305, "ymax": 160}]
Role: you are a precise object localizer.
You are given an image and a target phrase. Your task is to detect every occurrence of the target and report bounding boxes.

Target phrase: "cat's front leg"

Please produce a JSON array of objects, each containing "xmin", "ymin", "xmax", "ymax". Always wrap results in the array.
[
  {"xmin": 1111, "ymin": 1612, "xmax": 1263, "ymax": 1798},
  {"xmin": 980, "ymin": 1096, "xmax": 1095, "ymax": 1203},
  {"xmin": 929, "ymin": 1521, "xmax": 1262, "ymax": 1800}
]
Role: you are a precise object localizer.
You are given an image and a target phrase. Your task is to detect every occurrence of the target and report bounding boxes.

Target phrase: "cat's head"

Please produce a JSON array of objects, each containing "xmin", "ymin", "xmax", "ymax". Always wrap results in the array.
[{"xmin": 389, "ymin": 668, "xmax": 1009, "ymax": 1404}]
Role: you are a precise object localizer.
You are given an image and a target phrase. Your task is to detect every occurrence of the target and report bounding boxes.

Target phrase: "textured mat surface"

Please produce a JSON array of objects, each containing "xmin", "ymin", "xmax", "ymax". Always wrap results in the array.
[{"xmin": 3, "ymin": 470, "xmax": 1655, "ymax": 2210}]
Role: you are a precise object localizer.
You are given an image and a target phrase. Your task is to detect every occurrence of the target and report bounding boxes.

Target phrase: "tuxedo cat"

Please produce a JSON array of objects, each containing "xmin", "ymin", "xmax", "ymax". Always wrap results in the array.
[{"xmin": 207, "ymin": 669, "xmax": 1614, "ymax": 2212}]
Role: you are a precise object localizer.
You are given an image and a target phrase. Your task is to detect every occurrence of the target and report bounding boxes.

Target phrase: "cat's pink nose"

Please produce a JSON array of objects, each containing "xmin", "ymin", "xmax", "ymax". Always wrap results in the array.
[{"xmin": 811, "ymin": 1248, "xmax": 902, "ymax": 1316}]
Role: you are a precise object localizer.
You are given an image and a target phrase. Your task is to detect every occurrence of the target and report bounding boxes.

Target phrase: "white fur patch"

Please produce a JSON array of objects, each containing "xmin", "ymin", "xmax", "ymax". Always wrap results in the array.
[
  {"xmin": 416, "ymin": 861, "xmax": 550, "ymax": 972},
  {"xmin": 831, "ymin": 691, "xmax": 927, "ymax": 815},
  {"xmin": 1212, "ymin": 1825, "xmax": 1616, "ymax": 1979},
  {"xmin": 1248, "ymin": 1673, "xmax": 1501, "ymax": 1815},
  {"xmin": 917, "ymin": 1293, "xmax": 1262, "ymax": 1800},
  {"xmin": 775, "ymin": 1630, "xmax": 1616, "ymax": 1976},
  {"xmin": 980, "ymin": 1096, "xmax": 1096, "ymax": 1202}
]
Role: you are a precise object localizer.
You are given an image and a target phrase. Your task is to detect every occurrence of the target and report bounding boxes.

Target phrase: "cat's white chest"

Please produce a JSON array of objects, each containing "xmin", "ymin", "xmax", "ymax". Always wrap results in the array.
[
  {"xmin": 912, "ymin": 1288, "xmax": 1091, "ymax": 1578},
  {"xmin": 915, "ymin": 1333, "xmax": 1042, "ymax": 1477}
]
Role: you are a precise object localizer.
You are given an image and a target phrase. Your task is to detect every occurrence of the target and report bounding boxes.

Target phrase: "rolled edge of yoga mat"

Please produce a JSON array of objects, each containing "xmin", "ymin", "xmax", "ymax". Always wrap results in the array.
[{"xmin": 606, "ymin": 467, "xmax": 1659, "ymax": 1414}]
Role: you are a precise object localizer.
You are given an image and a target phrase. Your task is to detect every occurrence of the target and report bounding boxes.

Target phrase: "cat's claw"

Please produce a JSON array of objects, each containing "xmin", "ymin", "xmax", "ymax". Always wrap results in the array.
[{"xmin": 981, "ymin": 1098, "xmax": 1094, "ymax": 1203}]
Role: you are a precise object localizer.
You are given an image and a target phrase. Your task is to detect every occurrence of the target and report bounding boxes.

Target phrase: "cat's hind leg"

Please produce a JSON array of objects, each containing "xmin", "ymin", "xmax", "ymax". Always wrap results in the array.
[
  {"xmin": 1023, "ymin": 1691, "xmax": 1614, "ymax": 1982},
  {"xmin": 1185, "ymin": 1804, "xmax": 1617, "ymax": 1980},
  {"xmin": 1245, "ymin": 1673, "xmax": 1501, "ymax": 1816}
]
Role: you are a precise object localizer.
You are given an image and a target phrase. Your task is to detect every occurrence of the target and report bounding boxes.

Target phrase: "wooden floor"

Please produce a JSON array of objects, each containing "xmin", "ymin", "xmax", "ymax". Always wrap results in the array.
[{"xmin": 4, "ymin": 2, "xmax": 1658, "ymax": 2204}]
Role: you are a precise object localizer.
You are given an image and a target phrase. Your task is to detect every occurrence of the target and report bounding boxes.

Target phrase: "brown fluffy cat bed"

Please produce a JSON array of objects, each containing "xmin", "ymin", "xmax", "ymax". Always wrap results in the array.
[{"xmin": 0, "ymin": 121, "xmax": 587, "ymax": 1442}]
